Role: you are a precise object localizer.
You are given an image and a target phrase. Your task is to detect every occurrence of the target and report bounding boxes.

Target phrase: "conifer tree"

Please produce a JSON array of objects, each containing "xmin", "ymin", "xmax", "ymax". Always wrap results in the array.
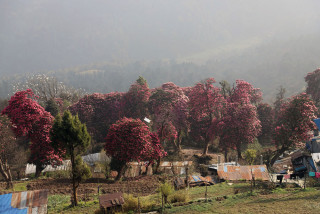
[{"xmin": 51, "ymin": 110, "xmax": 91, "ymax": 206}]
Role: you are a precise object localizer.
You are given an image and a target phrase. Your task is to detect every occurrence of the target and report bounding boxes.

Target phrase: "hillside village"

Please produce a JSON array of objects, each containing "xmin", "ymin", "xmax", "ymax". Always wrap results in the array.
[
  {"xmin": 0, "ymin": 69, "xmax": 320, "ymax": 213},
  {"xmin": 1, "ymin": 1, "xmax": 320, "ymax": 213}
]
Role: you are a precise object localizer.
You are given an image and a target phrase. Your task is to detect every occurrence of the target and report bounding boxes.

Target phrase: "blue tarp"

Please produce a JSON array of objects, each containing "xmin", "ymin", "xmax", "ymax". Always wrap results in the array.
[
  {"xmin": 314, "ymin": 118, "xmax": 320, "ymax": 131},
  {"xmin": 308, "ymin": 157, "xmax": 317, "ymax": 172},
  {"xmin": 0, "ymin": 193, "xmax": 28, "ymax": 214},
  {"xmin": 192, "ymin": 176, "xmax": 201, "ymax": 182}
]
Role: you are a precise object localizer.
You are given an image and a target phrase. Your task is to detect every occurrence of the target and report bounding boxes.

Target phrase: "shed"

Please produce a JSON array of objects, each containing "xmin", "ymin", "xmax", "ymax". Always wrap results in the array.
[
  {"xmin": 99, "ymin": 193, "xmax": 125, "ymax": 214},
  {"xmin": 188, "ymin": 175, "xmax": 215, "ymax": 187},
  {"xmin": 0, "ymin": 189, "xmax": 48, "ymax": 214}
]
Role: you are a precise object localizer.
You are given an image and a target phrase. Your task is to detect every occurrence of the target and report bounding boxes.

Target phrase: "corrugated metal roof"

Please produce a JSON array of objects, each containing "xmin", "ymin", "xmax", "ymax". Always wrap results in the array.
[
  {"xmin": 188, "ymin": 175, "xmax": 215, "ymax": 186},
  {"xmin": 0, "ymin": 190, "xmax": 48, "ymax": 214},
  {"xmin": 217, "ymin": 165, "xmax": 269, "ymax": 181},
  {"xmin": 99, "ymin": 193, "xmax": 124, "ymax": 209}
]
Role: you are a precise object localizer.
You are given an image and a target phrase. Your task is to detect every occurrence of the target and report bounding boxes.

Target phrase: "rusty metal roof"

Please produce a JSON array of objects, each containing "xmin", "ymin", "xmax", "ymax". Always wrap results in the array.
[
  {"xmin": 99, "ymin": 193, "xmax": 124, "ymax": 209},
  {"xmin": 217, "ymin": 165, "xmax": 269, "ymax": 181},
  {"xmin": 0, "ymin": 189, "xmax": 48, "ymax": 214},
  {"xmin": 188, "ymin": 175, "xmax": 215, "ymax": 186}
]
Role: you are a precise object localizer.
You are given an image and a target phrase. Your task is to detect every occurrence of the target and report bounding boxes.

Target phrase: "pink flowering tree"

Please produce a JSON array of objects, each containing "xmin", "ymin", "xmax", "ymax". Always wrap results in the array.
[
  {"xmin": 216, "ymin": 80, "xmax": 261, "ymax": 160},
  {"xmin": 257, "ymin": 103, "xmax": 274, "ymax": 145},
  {"xmin": 270, "ymin": 93, "xmax": 317, "ymax": 166},
  {"xmin": 305, "ymin": 68, "xmax": 320, "ymax": 111},
  {"xmin": 149, "ymin": 82, "xmax": 189, "ymax": 153},
  {"xmin": 105, "ymin": 117, "xmax": 166, "ymax": 180},
  {"xmin": 1, "ymin": 89, "xmax": 62, "ymax": 177},
  {"xmin": 69, "ymin": 92, "xmax": 123, "ymax": 150},
  {"xmin": 122, "ymin": 76, "xmax": 151, "ymax": 119},
  {"xmin": 216, "ymin": 102, "xmax": 261, "ymax": 160},
  {"xmin": 188, "ymin": 78, "xmax": 225, "ymax": 155}
]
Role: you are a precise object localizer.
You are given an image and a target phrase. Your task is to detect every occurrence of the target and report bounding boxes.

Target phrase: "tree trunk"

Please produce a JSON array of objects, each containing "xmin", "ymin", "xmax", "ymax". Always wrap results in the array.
[
  {"xmin": 70, "ymin": 152, "xmax": 78, "ymax": 206},
  {"xmin": 269, "ymin": 146, "xmax": 287, "ymax": 168},
  {"xmin": 174, "ymin": 131, "xmax": 182, "ymax": 154},
  {"xmin": 224, "ymin": 149, "xmax": 228, "ymax": 163},
  {"xmin": 35, "ymin": 163, "xmax": 45, "ymax": 178},
  {"xmin": 0, "ymin": 159, "xmax": 13, "ymax": 189},
  {"xmin": 236, "ymin": 146, "xmax": 242, "ymax": 160},
  {"xmin": 203, "ymin": 141, "xmax": 210, "ymax": 155},
  {"xmin": 115, "ymin": 163, "xmax": 126, "ymax": 181},
  {"xmin": 155, "ymin": 158, "xmax": 161, "ymax": 174}
]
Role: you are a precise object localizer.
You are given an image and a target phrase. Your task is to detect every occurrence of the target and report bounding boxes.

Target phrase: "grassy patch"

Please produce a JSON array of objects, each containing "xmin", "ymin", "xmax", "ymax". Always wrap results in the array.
[
  {"xmin": 46, "ymin": 181, "xmax": 320, "ymax": 214},
  {"xmin": 13, "ymin": 182, "xmax": 28, "ymax": 192},
  {"xmin": 48, "ymin": 194, "xmax": 99, "ymax": 214}
]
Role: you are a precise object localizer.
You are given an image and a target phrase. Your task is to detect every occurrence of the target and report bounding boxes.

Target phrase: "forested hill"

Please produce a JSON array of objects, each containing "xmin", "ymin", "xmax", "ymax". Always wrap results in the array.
[
  {"xmin": 1, "ymin": 0, "xmax": 320, "ymax": 101},
  {"xmin": 1, "ymin": 34, "xmax": 319, "ymax": 102}
]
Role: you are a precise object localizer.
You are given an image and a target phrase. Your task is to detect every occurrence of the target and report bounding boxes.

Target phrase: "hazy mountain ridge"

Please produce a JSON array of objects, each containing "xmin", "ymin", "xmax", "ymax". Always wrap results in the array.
[
  {"xmin": 1, "ymin": 0, "xmax": 320, "ymax": 102},
  {"xmin": 1, "ymin": 34, "xmax": 319, "ymax": 102}
]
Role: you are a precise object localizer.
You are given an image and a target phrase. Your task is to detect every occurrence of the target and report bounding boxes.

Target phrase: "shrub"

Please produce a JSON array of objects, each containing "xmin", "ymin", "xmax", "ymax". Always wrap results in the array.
[
  {"xmin": 199, "ymin": 164, "xmax": 209, "ymax": 176},
  {"xmin": 169, "ymin": 190, "xmax": 189, "ymax": 203},
  {"xmin": 194, "ymin": 154, "xmax": 212, "ymax": 165},
  {"xmin": 46, "ymin": 170, "xmax": 71, "ymax": 179},
  {"xmin": 306, "ymin": 177, "xmax": 320, "ymax": 187},
  {"xmin": 123, "ymin": 194, "xmax": 138, "ymax": 212},
  {"xmin": 244, "ymin": 149, "xmax": 257, "ymax": 165},
  {"xmin": 159, "ymin": 181, "xmax": 174, "ymax": 204}
]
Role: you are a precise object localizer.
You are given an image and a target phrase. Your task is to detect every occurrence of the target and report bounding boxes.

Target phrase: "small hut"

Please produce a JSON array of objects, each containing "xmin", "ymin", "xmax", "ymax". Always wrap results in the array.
[{"xmin": 99, "ymin": 193, "xmax": 125, "ymax": 214}]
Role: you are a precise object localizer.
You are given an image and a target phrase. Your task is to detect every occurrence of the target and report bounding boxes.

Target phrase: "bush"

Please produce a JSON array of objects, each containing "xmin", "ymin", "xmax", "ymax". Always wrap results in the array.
[
  {"xmin": 199, "ymin": 164, "xmax": 209, "ymax": 176},
  {"xmin": 244, "ymin": 149, "xmax": 257, "ymax": 165},
  {"xmin": 45, "ymin": 170, "xmax": 71, "ymax": 179},
  {"xmin": 194, "ymin": 155, "xmax": 212, "ymax": 165},
  {"xmin": 306, "ymin": 177, "xmax": 320, "ymax": 187},
  {"xmin": 169, "ymin": 190, "xmax": 189, "ymax": 203},
  {"xmin": 123, "ymin": 194, "xmax": 138, "ymax": 212},
  {"xmin": 159, "ymin": 181, "xmax": 174, "ymax": 204}
]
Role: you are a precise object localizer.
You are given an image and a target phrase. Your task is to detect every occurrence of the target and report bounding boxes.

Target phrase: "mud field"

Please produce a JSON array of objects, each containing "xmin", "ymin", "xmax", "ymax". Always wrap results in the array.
[{"xmin": 1, "ymin": 175, "xmax": 171, "ymax": 198}]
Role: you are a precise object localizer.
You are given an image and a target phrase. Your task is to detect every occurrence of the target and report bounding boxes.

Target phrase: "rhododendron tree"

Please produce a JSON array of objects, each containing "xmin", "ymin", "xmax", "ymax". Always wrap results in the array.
[
  {"xmin": 229, "ymin": 80, "xmax": 262, "ymax": 104},
  {"xmin": 122, "ymin": 76, "xmax": 151, "ymax": 119},
  {"xmin": 149, "ymin": 82, "xmax": 188, "ymax": 152},
  {"xmin": 270, "ymin": 93, "xmax": 317, "ymax": 167},
  {"xmin": 69, "ymin": 92, "xmax": 123, "ymax": 149},
  {"xmin": 305, "ymin": 68, "xmax": 320, "ymax": 111},
  {"xmin": 215, "ymin": 80, "xmax": 261, "ymax": 159},
  {"xmin": 216, "ymin": 102, "xmax": 261, "ymax": 159},
  {"xmin": 188, "ymin": 78, "xmax": 225, "ymax": 155},
  {"xmin": 1, "ymin": 89, "xmax": 62, "ymax": 176},
  {"xmin": 257, "ymin": 103, "xmax": 274, "ymax": 145},
  {"xmin": 105, "ymin": 117, "xmax": 166, "ymax": 180}
]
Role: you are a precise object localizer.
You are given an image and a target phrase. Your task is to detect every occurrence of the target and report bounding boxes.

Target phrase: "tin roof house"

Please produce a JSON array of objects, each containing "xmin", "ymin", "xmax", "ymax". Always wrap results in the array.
[{"xmin": 0, "ymin": 190, "xmax": 48, "ymax": 214}]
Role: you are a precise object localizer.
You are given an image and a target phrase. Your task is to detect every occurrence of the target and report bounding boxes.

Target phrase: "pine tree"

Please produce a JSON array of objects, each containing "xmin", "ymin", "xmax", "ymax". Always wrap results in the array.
[{"xmin": 51, "ymin": 110, "xmax": 91, "ymax": 206}]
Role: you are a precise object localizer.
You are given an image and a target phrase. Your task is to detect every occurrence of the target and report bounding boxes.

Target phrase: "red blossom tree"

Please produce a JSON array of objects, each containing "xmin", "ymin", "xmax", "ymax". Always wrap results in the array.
[
  {"xmin": 269, "ymin": 93, "xmax": 317, "ymax": 167},
  {"xmin": 69, "ymin": 92, "xmax": 123, "ymax": 150},
  {"xmin": 149, "ymin": 82, "xmax": 188, "ymax": 152},
  {"xmin": 305, "ymin": 68, "xmax": 320, "ymax": 111},
  {"xmin": 216, "ymin": 102, "xmax": 261, "ymax": 160},
  {"xmin": 216, "ymin": 80, "xmax": 261, "ymax": 160},
  {"xmin": 122, "ymin": 76, "xmax": 151, "ymax": 119},
  {"xmin": 188, "ymin": 78, "xmax": 225, "ymax": 155},
  {"xmin": 257, "ymin": 103, "xmax": 274, "ymax": 145},
  {"xmin": 1, "ymin": 89, "xmax": 62, "ymax": 176},
  {"xmin": 105, "ymin": 117, "xmax": 166, "ymax": 180}
]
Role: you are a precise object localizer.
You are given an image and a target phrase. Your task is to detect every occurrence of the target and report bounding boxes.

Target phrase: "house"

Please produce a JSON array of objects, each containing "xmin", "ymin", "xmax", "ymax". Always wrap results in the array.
[{"xmin": 0, "ymin": 190, "xmax": 48, "ymax": 214}]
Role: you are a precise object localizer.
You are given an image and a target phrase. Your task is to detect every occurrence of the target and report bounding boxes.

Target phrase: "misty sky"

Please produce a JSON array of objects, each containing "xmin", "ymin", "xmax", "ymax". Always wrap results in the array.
[{"xmin": 1, "ymin": 0, "xmax": 320, "ymax": 76}]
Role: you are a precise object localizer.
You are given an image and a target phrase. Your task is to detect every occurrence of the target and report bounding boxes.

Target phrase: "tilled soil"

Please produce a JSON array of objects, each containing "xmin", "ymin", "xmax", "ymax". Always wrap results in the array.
[{"xmin": 2, "ymin": 175, "xmax": 170, "ymax": 197}]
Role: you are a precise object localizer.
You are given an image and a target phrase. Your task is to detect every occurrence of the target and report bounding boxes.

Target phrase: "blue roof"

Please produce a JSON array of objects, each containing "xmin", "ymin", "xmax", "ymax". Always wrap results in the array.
[
  {"xmin": 314, "ymin": 118, "xmax": 320, "ymax": 131},
  {"xmin": 0, "ymin": 193, "xmax": 28, "ymax": 214}
]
